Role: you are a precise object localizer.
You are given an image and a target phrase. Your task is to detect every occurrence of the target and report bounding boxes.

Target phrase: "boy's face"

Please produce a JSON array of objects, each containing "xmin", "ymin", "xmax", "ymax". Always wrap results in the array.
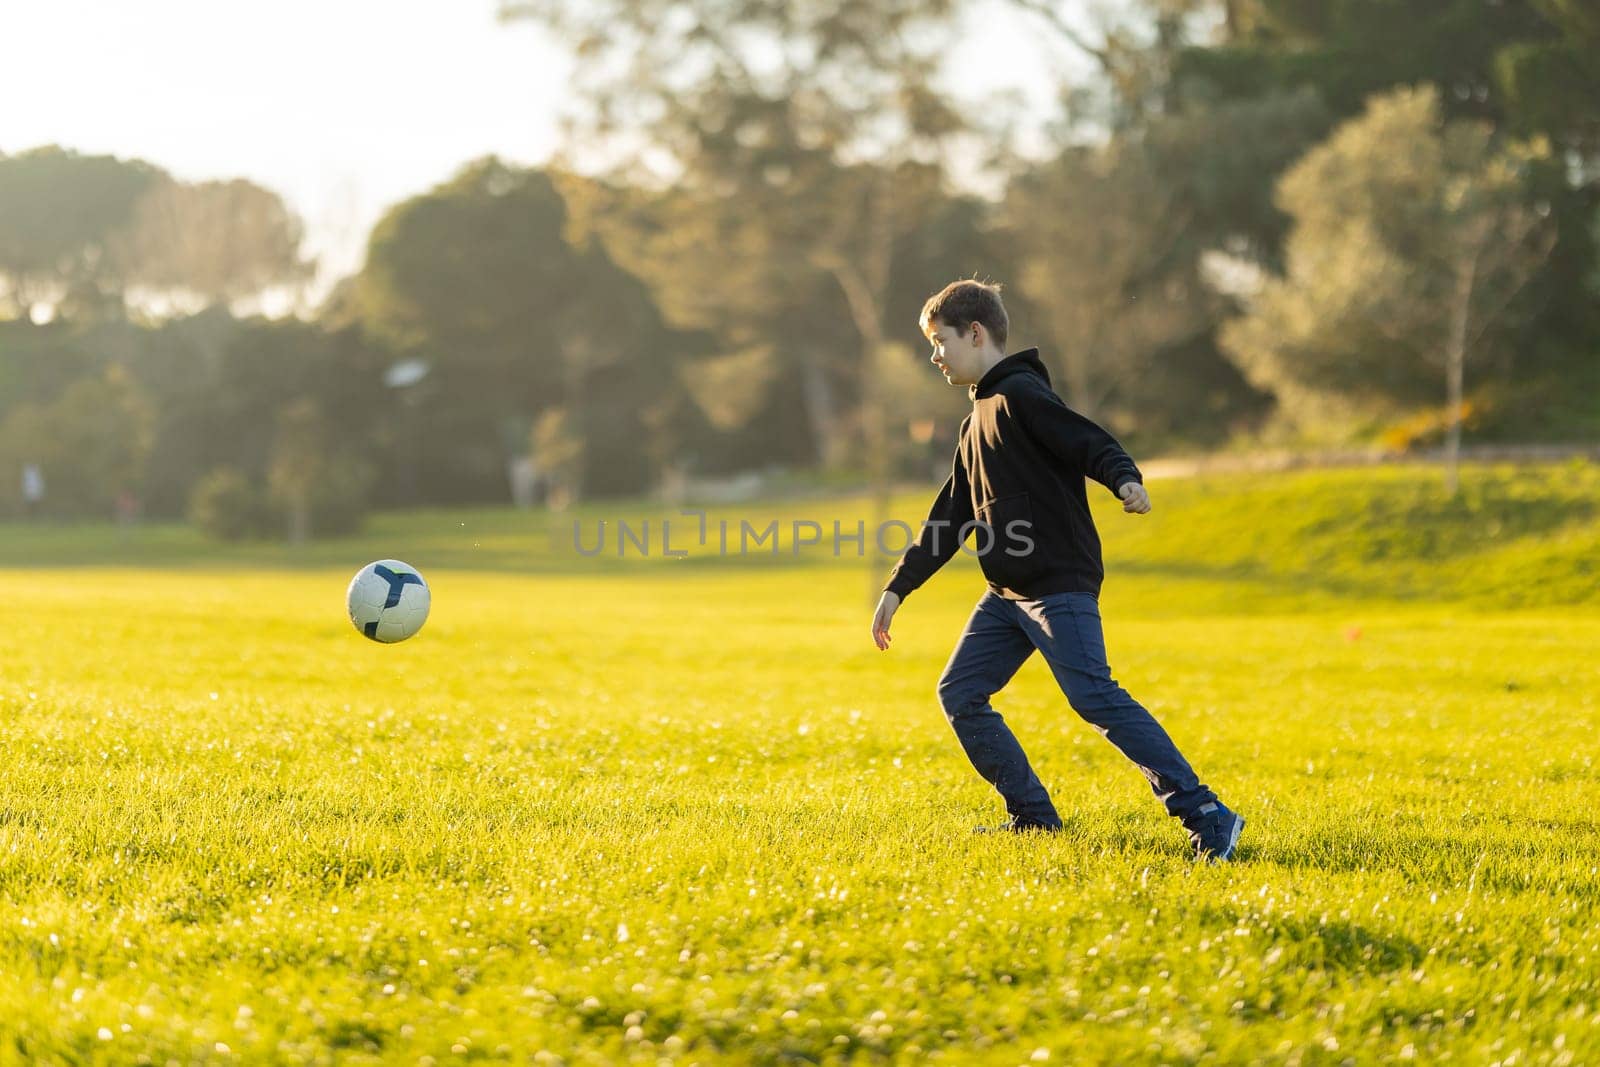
[{"xmin": 924, "ymin": 317, "xmax": 988, "ymax": 386}]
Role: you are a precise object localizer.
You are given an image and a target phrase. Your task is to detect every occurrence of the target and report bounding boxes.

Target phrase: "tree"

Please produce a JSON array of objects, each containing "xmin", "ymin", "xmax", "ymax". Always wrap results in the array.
[
  {"xmin": 559, "ymin": 161, "xmax": 986, "ymax": 475},
  {"xmin": 0, "ymin": 146, "xmax": 164, "ymax": 319},
  {"xmin": 1005, "ymin": 139, "xmax": 1211, "ymax": 421},
  {"xmin": 0, "ymin": 148, "xmax": 311, "ymax": 323},
  {"xmin": 0, "ymin": 365, "xmax": 152, "ymax": 517},
  {"xmin": 112, "ymin": 177, "xmax": 313, "ymax": 315},
  {"xmin": 268, "ymin": 398, "xmax": 373, "ymax": 543},
  {"xmin": 491, "ymin": 0, "xmax": 969, "ymax": 417},
  {"xmin": 1008, "ymin": 0, "xmax": 1219, "ymax": 134},
  {"xmin": 1176, "ymin": 0, "xmax": 1598, "ymax": 435},
  {"xmin": 131, "ymin": 314, "xmax": 389, "ymax": 532},
  {"xmin": 1174, "ymin": 0, "xmax": 1555, "ymax": 124},
  {"xmin": 501, "ymin": 0, "xmax": 985, "ymax": 600},
  {"xmin": 356, "ymin": 158, "xmax": 692, "ymax": 503},
  {"xmin": 1221, "ymin": 86, "xmax": 1554, "ymax": 486},
  {"xmin": 1494, "ymin": 1, "xmax": 1600, "ymax": 159},
  {"xmin": 1142, "ymin": 88, "xmax": 1332, "ymax": 272},
  {"xmin": 994, "ymin": 88, "xmax": 1329, "ymax": 446}
]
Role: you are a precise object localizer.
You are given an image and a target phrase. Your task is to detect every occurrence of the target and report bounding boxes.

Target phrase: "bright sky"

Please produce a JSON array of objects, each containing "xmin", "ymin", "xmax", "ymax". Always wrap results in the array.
[{"xmin": 4, "ymin": 0, "xmax": 1077, "ymax": 297}]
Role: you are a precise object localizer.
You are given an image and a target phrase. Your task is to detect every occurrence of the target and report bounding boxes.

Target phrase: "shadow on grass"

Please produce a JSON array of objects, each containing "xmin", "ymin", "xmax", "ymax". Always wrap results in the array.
[{"xmin": 1256, "ymin": 825, "xmax": 1600, "ymax": 900}]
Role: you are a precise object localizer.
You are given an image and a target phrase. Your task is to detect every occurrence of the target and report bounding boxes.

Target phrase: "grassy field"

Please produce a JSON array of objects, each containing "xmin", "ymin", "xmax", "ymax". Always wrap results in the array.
[{"xmin": 1, "ymin": 464, "xmax": 1598, "ymax": 1064}]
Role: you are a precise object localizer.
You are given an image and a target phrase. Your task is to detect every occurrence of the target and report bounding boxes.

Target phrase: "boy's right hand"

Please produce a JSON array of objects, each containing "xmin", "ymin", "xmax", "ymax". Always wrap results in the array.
[
  {"xmin": 871, "ymin": 591, "xmax": 901, "ymax": 651},
  {"xmin": 1119, "ymin": 481, "xmax": 1151, "ymax": 514}
]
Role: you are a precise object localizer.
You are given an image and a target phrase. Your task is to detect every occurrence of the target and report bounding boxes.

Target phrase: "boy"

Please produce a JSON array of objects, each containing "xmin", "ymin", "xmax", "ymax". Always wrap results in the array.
[{"xmin": 870, "ymin": 280, "xmax": 1243, "ymax": 862}]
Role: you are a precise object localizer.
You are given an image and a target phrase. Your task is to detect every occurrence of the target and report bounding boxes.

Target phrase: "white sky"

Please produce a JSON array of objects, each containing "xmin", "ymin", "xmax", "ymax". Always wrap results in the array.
[{"xmin": 3, "ymin": 0, "xmax": 1079, "ymax": 297}]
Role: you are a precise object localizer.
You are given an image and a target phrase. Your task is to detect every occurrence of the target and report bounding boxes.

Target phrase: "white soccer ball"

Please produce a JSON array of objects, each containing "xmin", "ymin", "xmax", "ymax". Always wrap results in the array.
[{"xmin": 347, "ymin": 559, "xmax": 430, "ymax": 643}]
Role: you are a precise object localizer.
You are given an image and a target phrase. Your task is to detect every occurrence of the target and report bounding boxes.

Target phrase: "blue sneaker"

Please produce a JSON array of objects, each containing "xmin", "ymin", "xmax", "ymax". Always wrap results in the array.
[{"xmin": 1186, "ymin": 801, "xmax": 1244, "ymax": 862}]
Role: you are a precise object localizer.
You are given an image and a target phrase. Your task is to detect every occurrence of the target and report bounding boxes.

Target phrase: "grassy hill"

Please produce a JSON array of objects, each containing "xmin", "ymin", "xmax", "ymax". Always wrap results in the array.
[
  {"xmin": 0, "ymin": 461, "xmax": 1595, "ymax": 611},
  {"xmin": 1102, "ymin": 461, "xmax": 1600, "ymax": 610}
]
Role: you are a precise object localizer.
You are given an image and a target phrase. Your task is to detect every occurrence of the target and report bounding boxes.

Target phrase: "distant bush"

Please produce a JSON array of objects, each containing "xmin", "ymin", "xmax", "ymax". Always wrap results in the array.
[
  {"xmin": 188, "ymin": 467, "xmax": 275, "ymax": 540},
  {"xmin": 272, "ymin": 454, "xmax": 374, "ymax": 540},
  {"xmin": 191, "ymin": 458, "xmax": 372, "ymax": 542}
]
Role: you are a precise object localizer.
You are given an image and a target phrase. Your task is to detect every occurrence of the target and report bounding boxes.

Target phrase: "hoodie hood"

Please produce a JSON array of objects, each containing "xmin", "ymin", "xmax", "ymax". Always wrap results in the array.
[{"xmin": 969, "ymin": 347, "xmax": 1050, "ymax": 401}]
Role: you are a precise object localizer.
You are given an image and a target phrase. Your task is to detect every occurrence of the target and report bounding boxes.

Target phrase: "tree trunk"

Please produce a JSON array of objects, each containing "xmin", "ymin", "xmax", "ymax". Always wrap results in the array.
[
  {"xmin": 798, "ymin": 357, "xmax": 846, "ymax": 469},
  {"xmin": 1064, "ymin": 351, "xmax": 1095, "ymax": 417},
  {"xmin": 563, "ymin": 338, "xmax": 588, "ymax": 505},
  {"xmin": 832, "ymin": 303, "xmax": 887, "ymax": 608},
  {"xmin": 1443, "ymin": 249, "xmax": 1479, "ymax": 496},
  {"xmin": 1222, "ymin": 0, "xmax": 1243, "ymax": 41},
  {"xmin": 287, "ymin": 492, "xmax": 310, "ymax": 546},
  {"xmin": 1064, "ymin": 320, "xmax": 1103, "ymax": 417},
  {"xmin": 819, "ymin": 168, "xmax": 897, "ymax": 607}
]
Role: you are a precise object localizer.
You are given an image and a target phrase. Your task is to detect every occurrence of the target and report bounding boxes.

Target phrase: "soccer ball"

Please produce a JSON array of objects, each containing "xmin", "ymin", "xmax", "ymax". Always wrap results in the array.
[{"xmin": 347, "ymin": 559, "xmax": 430, "ymax": 643}]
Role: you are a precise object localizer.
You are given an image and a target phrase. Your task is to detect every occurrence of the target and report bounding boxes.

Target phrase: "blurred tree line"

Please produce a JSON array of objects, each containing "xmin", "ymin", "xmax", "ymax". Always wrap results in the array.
[{"xmin": 1, "ymin": 0, "xmax": 1595, "ymax": 535}]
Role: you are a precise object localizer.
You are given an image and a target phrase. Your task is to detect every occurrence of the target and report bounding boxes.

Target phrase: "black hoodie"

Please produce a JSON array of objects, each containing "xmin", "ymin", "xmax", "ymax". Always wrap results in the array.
[{"xmin": 883, "ymin": 347, "xmax": 1142, "ymax": 603}]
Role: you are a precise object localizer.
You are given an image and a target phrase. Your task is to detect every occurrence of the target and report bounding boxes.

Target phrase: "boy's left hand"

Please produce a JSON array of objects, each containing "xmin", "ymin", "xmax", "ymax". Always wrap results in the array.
[{"xmin": 1118, "ymin": 482, "xmax": 1151, "ymax": 514}]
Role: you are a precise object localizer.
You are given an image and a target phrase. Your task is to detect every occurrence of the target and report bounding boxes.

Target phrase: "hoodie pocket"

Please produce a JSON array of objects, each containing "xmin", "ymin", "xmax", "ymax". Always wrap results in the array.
[{"xmin": 975, "ymin": 492, "xmax": 1045, "ymax": 589}]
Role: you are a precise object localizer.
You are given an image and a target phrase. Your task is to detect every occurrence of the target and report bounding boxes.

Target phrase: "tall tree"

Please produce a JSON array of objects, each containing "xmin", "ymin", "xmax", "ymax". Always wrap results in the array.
[
  {"xmin": 1009, "ymin": 0, "xmax": 1219, "ymax": 133},
  {"xmin": 500, "ymin": 0, "xmax": 980, "ymax": 598},
  {"xmin": 356, "ymin": 158, "xmax": 690, "ymax": 502},
  {"xmin": 1175, "ymin": 0, "xmax": 1556, "ymax": 123},
  {"xmin": 1221, "ymin": 86, "xmax": 1554, "ymax": 485},
  {"xmin": 0, "ymin": 146, "xmax": 164, "ymax": 319},
  {"xmin": 996, "ymin": 87, "xmax": 1325, "ymax": 445},
  {"xmin": 112, "ymin": 177, "xmax": 313, "ymax": 315},
  {"xmin": 0, "ymin": 364, "xmax": 152, "ymax": 517},
  {"xmin": 992, "ymin": 4, "xmax": 1316, "ymax": 447},
  {"xmin": 0, "ymin": 148, "xmax": 310, "ymax": 322},
  {"xmin": 268, "ymin": 397, "xmax": 373, "ymax": 542},
  {"xmin": 164, "ymin": 317, "xmax": 388, "ymax": 535},
  {"xmin": 1494, "ymin": 0, "xmax": 1600, "ymax": 159},
  {"xmin": 1177, "ymin": 0, "xmax": 1597, "ymax": 416},
  {"xmin": 1005, "ymin": 138, "xmax": 1211, "ymax": 421}
]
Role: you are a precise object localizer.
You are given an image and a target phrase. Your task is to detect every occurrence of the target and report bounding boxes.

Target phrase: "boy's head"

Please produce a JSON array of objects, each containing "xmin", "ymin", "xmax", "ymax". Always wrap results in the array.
[{"xmin": 919, "ymin": 279, "xmax": 1009, "ymax": 386}]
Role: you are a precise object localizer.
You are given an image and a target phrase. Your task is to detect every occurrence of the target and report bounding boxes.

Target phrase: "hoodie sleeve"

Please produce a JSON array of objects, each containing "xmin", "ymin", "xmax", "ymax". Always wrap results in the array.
[
  {"xmin": 883, "ymin": 418, "xmax": 975, "ymax": 602},
  {"xmin": 1013, "ymin": 384, "xmax": 1142, "ymax": 495}
]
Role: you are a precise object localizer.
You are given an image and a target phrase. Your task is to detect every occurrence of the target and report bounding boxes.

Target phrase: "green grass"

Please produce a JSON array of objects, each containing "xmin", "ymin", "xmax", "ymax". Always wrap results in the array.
[
  {"xmin": 1, "ymin": 463, "xmax": 1598, "ymax": 1064},
  {"xmin": 4, "ymin": 461, "xmax": 1598, "ymax": 610}
]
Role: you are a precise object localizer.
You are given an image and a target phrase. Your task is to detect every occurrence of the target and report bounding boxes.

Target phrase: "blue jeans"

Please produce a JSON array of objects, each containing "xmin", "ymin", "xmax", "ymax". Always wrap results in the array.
[{"xmin": 936, "ymin": 590, "xmax": 1216, "ymax": 826}]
